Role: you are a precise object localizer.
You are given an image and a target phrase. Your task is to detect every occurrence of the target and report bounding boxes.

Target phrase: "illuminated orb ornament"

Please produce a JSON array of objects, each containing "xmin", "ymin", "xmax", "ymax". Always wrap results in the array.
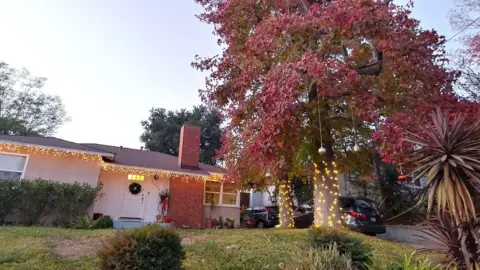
[
  {"xmin": 265, "ymin": 171, "xmax": 272, "ymax": 178},
  {"xmin": 318, "ymin": 146, "xmax": 327, "ymax": 155},
  {"xmin": 353, "ymin": 143, "xmax": 360, "ymax": 152},
  {"xmin": 398, "ymin": 173, "xmax": 408, "ymax": 182}
]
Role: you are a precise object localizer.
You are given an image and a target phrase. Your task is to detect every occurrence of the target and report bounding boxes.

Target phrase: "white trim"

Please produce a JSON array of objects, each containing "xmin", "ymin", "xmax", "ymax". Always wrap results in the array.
[
  {"xmin": 203, "ymin": 180, "xmax": 240, "ymax": 207},
  {"xmin": 0, "ymin": 140, "xmax": 115, "ymax": 159},
  {"xmin": 0, "ymin": 151, "xmax": 29, "ymax": 180}
]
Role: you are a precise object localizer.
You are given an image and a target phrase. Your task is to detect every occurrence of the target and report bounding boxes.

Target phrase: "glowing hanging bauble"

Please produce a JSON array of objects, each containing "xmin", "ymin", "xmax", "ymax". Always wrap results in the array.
[
  {"xmin": 353, "ymin": 144, "xmax": 360, "ymax": 152},
  {"xmin": 265, "ymin": 171, "xmax": 272, "ymax": 178},
  {"xmin": 397, "ymin": 174, "xmax": 408, "ymax": 182},
  {"xmin": 318, "ymin": 146, "xmax": 327, "ymax": 155}
]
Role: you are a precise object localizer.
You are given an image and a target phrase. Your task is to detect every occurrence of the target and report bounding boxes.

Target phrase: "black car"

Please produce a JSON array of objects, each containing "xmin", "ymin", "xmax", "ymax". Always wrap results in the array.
[
  {"xmin": 294, "ymin": 196, "xmax": 386, "ymax": 235},
  {"xmin": 243, "ymin": 206, "xmax": 279, "ymax": 228},
  {"xmin": 339, "ymin": 196, "xmax": 386, "ymax": 235}
]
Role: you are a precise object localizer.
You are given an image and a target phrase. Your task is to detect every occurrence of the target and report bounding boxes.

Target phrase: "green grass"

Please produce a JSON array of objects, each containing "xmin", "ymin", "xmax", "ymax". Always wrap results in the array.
[{"xmin": 0, "ymin": 226, "xmax": 431, "ymax": 270}]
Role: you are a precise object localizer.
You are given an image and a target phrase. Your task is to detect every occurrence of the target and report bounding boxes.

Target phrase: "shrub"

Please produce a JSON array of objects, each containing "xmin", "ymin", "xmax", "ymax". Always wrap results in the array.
[
  {"xmin": 17, "ymin": 179, "xmax": 58, "ymax": 225},
  {"xmin": 54, "ymin": 182, "xmax": 98, "ymax": 226},
  {"xmin": 74, "ymin": 216, "xmax": 113, "ymax": 230},
  {"xmin": 0, "ymin": 179, "xmax": 98, "ymax": 225},
  {"xmin": 0, "ymin": 180, "xmax": 21, "ymax": 224},
  {"xmin": 308, "ymin": 227, "xmax": 373, "ymax": 268},
  {"xmin": 282, "ymin": 244, "xmax": 354, "ymax": 270},
  {"xmin": 98, "ymin": 224, "xmax": 184, "ymax": 270}
]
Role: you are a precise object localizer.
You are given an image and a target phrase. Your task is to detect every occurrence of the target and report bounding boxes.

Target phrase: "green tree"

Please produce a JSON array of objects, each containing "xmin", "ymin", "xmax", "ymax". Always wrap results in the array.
[
  {"xmin": 0, "ymin": 62, "xmax": 68, "ymax": 136},
  {"xmin": 140, "ymin": 105, "xmax": 222, "ymax": 165}
]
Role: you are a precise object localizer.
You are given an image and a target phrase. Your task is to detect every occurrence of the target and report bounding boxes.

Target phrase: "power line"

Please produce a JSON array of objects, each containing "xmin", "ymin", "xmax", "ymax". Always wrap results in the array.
[{"xmin": 446, "ymin": 16, "xmax": 480, "ymax": 43}]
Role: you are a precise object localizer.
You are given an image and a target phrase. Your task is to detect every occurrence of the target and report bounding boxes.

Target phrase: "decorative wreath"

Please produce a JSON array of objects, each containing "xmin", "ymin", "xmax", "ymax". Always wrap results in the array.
[{"xmin": 129, "ymin": 183, "xmax": 142, "ymax": 195}]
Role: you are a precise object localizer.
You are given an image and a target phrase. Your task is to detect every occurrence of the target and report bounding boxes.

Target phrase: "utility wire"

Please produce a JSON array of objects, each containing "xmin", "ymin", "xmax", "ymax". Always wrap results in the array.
[{"xmin": 446, "ymin": 16, "xmax": 480, "ymax": 43}]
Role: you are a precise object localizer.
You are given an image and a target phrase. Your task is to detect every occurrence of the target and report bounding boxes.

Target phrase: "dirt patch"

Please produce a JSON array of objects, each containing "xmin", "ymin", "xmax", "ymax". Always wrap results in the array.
[
  {"xmin": 50, "ymin": 237, "xmax": 104, "ymax": 259},
  {"xmin": 181, "ymin": 234, "xmax": 209, "ymax": 245}
]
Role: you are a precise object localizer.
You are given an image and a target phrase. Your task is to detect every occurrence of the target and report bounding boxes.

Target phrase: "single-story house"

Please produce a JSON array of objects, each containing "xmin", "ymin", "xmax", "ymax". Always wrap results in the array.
[{"xmin": 0, "ymin": 125, "xmax": 240, "ymax": 228}]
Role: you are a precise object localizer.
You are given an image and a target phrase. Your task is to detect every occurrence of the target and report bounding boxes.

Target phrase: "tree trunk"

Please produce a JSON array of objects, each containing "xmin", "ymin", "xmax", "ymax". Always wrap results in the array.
[
  {"xmin": 309, "ymin": 83, "xmax": 341, "ymax": 227},
  {"xmin": 313, "ymin": 141, "xmax": 341, "ymax": 227},
  {"xmin": 278, "ymin": 174, "xmax": 294, "ymax": 228}
]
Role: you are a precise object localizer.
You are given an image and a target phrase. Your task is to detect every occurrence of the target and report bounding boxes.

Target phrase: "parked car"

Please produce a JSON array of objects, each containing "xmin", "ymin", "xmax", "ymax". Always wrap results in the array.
[
  {"xmin": 294, "ymin": 196, "xmax": 386, "ymax": 235},
  {"xmin": 243, "ymin": 206, "xmax": 279, "ymax": 228}
]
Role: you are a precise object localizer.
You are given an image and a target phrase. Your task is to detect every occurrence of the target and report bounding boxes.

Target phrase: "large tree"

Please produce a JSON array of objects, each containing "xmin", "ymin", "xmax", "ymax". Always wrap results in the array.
[
  {"xmin": 0, "ymin": 62, "xmax": 68, "ymax": 136},
  {"xmin": 194, "ymin": 0, "xmax": 456, "ymax": 227},
  {"xmin": 140, "ymin": 105, "xmax": 222, "ymax": 165}
]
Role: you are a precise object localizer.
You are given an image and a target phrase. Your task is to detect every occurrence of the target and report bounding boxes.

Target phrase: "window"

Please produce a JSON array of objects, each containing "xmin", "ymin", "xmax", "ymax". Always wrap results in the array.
[
  {"xmin": 0, "ymin": 153, "xmax": 27, "ymax": 181},
  {"xmin": 204, "ymin": 181, "xmax": 238, "ymax": 206},
  {"xmin": 128, "ymin": 174, "xmax": 144, "ymax": 181}
]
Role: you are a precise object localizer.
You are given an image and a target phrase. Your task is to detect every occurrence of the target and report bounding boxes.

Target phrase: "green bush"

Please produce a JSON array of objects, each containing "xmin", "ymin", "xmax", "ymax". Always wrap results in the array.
[
  {"xmin": 0, "ymin": 180, "xmax": 21, "ymax": 224},
  {"xmin": 282, "ymin": 244, "xmax": 354, "ymax": 270},
  {"xmin": 98, "ymin": 224, "xmax": 184, "ymax": 270},
  {"xmin": 54, "ymin": 182, "xmax": 98, "ymax": 226},
  {"xmin": 17, "ymin": 179, "xmax": 58, "ymax": 225},
  {"xmin": 74, "ymin": 216, "xmax": 113, "ymax": 230},
  {"xmin": 308, "ymin": 227, "xmax": 373, "ymax": 268},
  {"xmin": 0, "ymin": 179, "xmax": 98, "ymax": 226}
]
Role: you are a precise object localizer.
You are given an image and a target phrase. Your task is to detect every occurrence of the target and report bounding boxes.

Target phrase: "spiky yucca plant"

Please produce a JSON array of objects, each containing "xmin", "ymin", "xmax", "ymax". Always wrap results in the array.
[
  {"xmin": 406, "ymin": 109, "xmax": 480, "ymax": 223},
  {"xmin": 419, "ymin": 213, "xmax": 480, "ymax": 269}
]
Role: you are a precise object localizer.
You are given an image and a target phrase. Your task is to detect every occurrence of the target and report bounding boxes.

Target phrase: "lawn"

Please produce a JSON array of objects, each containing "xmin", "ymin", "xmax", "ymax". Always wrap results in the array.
[{"xmin": 0, "ymin": 226, "xmax": 425, "ymax": 270}]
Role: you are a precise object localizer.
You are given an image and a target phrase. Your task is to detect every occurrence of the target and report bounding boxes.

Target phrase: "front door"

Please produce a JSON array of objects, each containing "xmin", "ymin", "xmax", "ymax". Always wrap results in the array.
[{"xmin": 121, "ymin": 181, "xmax": 146, "ymax": 219}]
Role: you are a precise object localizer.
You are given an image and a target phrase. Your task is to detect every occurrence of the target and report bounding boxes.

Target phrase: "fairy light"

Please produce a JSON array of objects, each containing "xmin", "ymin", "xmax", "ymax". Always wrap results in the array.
[
  {"xmin": 314, "ymin": 160, "xmax": 341, "ymax": 227},
  {"xmin": 0, "ymin": 143, "xmax": 102, "ymax": 162},
  {"xmin": 278, "ymin": 180, "xmax": 295, "ymax": 228},
  {"xmin": 0, "ymin": 142, "xmax": 228, "ymax": 184},
  {"xmin": 101, "ymin": 162, "xmax": 225, "ymax": 182}
]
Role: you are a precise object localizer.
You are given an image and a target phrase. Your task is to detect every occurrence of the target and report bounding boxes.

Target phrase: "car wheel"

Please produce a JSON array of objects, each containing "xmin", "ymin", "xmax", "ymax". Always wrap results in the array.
[
  {"xmin": 256, "ymin": 221, "xmax": 265, "ymax": 228},
  {"xmin": 365, "ymin": 232, "xmax": 376, "ymax": 236}
]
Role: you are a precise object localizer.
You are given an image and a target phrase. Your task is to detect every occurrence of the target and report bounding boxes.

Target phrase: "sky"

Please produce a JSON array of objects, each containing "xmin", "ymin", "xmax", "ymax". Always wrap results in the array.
[{"xmin": 0, "ymin": 0, "xmax": 459, "ymax": 149}]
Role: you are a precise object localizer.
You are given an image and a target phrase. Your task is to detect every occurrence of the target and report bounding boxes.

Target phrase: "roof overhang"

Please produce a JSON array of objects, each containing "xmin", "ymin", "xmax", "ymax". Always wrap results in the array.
[
  {"xmin": 101, "ymin": 162, "xmax": 224, "ymax": 178},
  {"xmin": 0, "ymin": 139, "xmax": 116, "ymax": 161}
]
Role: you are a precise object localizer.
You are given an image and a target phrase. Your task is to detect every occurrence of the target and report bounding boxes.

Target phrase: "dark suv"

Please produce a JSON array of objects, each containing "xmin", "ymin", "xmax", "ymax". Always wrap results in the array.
[
  {"xmin": 243, "ymin": 206, "xmax": 279, "ymax": 228},
  {"xmin": 294, "ymin": 196, "xmax": 386, "ymax": 235},
  {"xmin": 339, "ymin": 196, "xmax": 386, "ymax": 235}
]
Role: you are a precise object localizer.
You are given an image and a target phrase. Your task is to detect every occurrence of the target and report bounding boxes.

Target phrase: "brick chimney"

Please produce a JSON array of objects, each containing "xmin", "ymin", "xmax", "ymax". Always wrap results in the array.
[{"xmin": 178, "ymin": 125, "xmax": 201, "ymax": 169}]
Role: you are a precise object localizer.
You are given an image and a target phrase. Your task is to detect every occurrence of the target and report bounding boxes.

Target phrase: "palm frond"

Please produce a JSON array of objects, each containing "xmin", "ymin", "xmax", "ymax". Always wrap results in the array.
[{"xmin": 405, "ymin": 109, "xmax": 480, "ymax": 222}]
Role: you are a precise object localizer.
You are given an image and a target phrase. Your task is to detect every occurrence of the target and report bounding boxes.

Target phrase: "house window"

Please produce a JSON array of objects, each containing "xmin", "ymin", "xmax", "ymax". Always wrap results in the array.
[
  {"xmin": 204, "ymin": 181, "xmax": 238, "ymax": 206},
  {"xmin": 128, "ymin": 174, "xmax": 144, "ymax": 181},
  {"xmin": 0, "ymin": 153, "xmax": 27, "ymax": 181}
]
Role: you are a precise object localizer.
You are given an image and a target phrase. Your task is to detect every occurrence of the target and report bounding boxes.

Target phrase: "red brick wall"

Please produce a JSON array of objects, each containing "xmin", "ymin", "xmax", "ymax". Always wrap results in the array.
[
  {"xmin": 168, "ymin": 178, "xmax": 204, "ymax": 229},
  {"xmin": 178, "ymin": 125, "xmax": 201, "ymax": 169}
]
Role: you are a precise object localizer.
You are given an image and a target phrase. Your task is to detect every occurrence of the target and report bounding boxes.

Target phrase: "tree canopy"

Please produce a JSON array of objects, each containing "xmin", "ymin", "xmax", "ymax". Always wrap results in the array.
[
  {"xmin": 0, "ymin": 62, "xmax": 68, "ymax": 136},
  {"xmin": 140, "ymin": 105, "xmax": 222, "ymax": 165},
  {"xmin": 193, "ymin": 0, "xmax": 471, "ymax": 227}
]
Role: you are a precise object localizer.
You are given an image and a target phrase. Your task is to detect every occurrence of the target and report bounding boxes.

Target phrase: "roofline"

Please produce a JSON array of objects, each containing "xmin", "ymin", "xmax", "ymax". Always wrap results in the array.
[
  {"xmin": 102, "ymin": 162, "xmax": 224, "ymax": 178},
  {"xmin": 0, "ymin": 139, "xmax": 116, "ymax": 159}
]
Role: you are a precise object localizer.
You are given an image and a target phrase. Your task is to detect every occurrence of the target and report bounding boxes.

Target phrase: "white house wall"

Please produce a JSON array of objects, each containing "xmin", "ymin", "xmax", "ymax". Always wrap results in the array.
[
  {"xmin": 202, "ymin": 206, "xmax": 240, "ymax": 227},
  {"xmin": 0, "ymin": 149, "xmax": 102, "ymax": 187},
  {"xmin": 93, "ymin": 170, "xmax": 169, "ymax": 223}
]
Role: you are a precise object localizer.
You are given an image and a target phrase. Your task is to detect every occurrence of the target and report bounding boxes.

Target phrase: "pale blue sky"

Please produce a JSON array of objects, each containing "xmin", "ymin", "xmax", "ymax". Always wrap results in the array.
[{"xmin": 0, "ymin": 0, "xmax": 457, "ymax": 148}]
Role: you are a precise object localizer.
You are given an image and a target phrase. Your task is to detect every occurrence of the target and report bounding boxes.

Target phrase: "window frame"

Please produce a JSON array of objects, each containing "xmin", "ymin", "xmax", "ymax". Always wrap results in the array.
[
  {"xmin": 0, "ymin": 151, "xmax": 29, "ymax": 181},
  {"xmin": 204, "ymin": 180, "xmax": 240, "ymax": 208}
]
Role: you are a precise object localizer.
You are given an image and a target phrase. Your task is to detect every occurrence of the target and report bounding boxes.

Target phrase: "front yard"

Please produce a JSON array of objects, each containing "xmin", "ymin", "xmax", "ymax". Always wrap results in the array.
[{"xmin": 0, "ymin": 227, "xmax": 423, "ymax": 269}]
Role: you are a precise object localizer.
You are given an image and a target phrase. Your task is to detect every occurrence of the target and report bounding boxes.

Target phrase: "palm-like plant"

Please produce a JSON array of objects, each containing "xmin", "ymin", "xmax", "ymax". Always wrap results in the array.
[
  {"xmin": 406, "ymin": 108, "xmax": 480, "ymax": 223},
  {"xmin": 419, "ymin": 213, "xmax": 480, "ymax": 269}
]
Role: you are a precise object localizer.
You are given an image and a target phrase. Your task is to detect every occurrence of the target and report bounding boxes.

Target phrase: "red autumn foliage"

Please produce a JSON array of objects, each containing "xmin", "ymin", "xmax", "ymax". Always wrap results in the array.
[{"xmin": 193, "ymin": 0, "xmax": 463, "ymax": 184}]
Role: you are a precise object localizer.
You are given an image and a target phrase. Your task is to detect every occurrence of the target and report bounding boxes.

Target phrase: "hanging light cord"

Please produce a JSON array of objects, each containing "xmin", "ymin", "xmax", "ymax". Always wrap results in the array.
[
  {"xmin": 316, "ymin": 91, "xmax": 323, "ymax": 146},
  {"xmin": 351, "ymin": 107, "xmax": 357, "ymax": 145}
]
